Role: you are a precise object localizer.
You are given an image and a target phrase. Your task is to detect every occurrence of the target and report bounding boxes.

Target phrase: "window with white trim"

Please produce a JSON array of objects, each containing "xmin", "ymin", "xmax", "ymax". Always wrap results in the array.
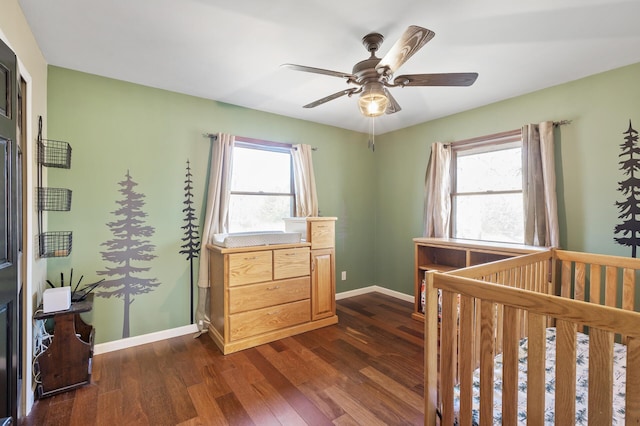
[
  {"xmin": 451, "ymin": 131, "xmax": 524, "ymax": 244},
  {"xmin": 228, "ymin": 141, "xmax": 295, "ymax": 233}
]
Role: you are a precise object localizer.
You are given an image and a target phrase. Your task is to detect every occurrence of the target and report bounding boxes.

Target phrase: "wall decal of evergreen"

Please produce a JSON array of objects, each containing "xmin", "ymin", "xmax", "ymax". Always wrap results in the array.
[
  {"xmin": 96, "ymin": 170, "xmax": 160, "ymax": 338},
  {"xmin": 179, "ymin": 160, "xmax": 200, "ymax": 324},
  {"xmin": 614, "ymin": 120, "xmax": 640, "ymax": 257}
]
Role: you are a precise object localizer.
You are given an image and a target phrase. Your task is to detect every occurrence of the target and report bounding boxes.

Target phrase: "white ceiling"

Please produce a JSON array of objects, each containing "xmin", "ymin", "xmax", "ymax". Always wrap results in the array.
[{"xmin": 18, "ymin": 0, "xmax": 640, "ymax": 135}]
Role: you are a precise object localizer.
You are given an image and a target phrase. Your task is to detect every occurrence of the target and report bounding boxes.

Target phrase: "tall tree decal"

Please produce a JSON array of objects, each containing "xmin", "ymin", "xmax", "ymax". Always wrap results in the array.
[
  {"xmin": 179, "ymin": 160, "xmax": 200, "ymax": 324},
  {"xmin": 614, "ymin": 120, "xmax": 640, "ymax": 257},
  {"xmin": 96, "ymin": 170, "xmax": 160, "ymax": 338}
]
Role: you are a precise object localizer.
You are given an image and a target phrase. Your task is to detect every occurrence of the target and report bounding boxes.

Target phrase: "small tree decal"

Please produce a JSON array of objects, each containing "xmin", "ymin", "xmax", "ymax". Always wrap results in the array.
[
  {"xmin": 96, "ymin": 170, "xmax": 160, "ymax": 338},
  {"xmin": 614, "ymin": 120, "xmax": 640, "ymax": 257},
  {"xmin": 179, "ymin": 160, "xmax": 200, "ymax": 324}
]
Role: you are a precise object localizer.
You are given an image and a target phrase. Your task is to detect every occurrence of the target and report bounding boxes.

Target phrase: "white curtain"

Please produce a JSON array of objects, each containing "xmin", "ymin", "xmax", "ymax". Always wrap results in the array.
[
  {"xmin": 195, "ymin": 133, "xmax": 235, "ymax": 332},
  {"xmin": 522, "ymin": 122, "xmax": 559, "ymax": 247},
  {"xmin": 291, "ymin": 144, "xmax": 319, "ymax": 217},
  {"xmin": 423, "ymin": 142, "xmax": 451, "ymax": 237}
]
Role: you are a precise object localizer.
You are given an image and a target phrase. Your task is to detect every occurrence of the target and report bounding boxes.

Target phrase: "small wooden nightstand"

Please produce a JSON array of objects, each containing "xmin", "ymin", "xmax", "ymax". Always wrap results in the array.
[{"xmin": 33, "ymin": 295, "xmax": 95, "ymax": 398}]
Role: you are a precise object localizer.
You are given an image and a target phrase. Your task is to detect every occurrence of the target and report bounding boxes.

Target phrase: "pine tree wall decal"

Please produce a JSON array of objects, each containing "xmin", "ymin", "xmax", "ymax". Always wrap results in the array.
[
  {"xmin": 179, "ymin": 160, "xmax": 200, "ymax": 324},
  {"xmin": 96, "ymin": 170, "xmax": 160, "ymax": 338},
  {"xmin": 614, "ymin": 120, "xmax": 640, "ymax": 257}
]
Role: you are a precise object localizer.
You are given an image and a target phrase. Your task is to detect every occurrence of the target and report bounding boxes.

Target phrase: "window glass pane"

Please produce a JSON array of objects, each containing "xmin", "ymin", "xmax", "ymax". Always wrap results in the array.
[
  {"xmin": 228, "ymin": 194, "xmax": 292, "ymax": 233},
  {"xmin": 456, "ymin": 147, "xmax": 521, "ymax": 192},
  {"xmin": 454, "ymin": 193, "xmax": 524, "ymax": 243},
  {"xmin": 231, "ymin": 146, "xmax": 291, "ymax": 193}
]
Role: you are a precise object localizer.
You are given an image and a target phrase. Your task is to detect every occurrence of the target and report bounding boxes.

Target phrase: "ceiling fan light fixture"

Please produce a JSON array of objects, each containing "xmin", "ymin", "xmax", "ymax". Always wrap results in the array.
[{"xmin": 358, "ymin": 82, "xmax": 388, "ymax": 117}]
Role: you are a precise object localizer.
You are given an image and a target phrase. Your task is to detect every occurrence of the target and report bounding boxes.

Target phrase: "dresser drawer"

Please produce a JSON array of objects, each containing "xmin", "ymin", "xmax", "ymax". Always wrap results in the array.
[
  {"xmin": 229, "ymin": 299, "xmax": 311, "ymax": 340},
  {"xmin": 228, "ymin": 251, "xmax": 273, "ymax": 286},
  {"xmin": 273, "ymin": 247, "xmax": 310, "ymax": 280},
  {"xmin": 309, "ymin": 221, "xmax": 335, "ymax": 249},
  {"xmin": 228, "ymin": 277, "xmax": 310, "ymax": 314}
]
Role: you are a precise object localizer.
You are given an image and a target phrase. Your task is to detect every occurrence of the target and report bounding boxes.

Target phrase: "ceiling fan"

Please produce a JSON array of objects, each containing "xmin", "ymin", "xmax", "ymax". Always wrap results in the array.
[{"xmin": 282, "ymin": 25, "xmax": 478, "ymax": 118}]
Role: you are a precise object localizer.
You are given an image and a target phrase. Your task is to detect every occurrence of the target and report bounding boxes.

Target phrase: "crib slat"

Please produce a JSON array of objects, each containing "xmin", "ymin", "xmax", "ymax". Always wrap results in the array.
[
  {"xmin": 479, "ymin": 300, "xmax": 495, "ymax": 425},
  {"xmin": 605, "ymin": 266, "xmax": 617, "ymax": 308},
  {"xmin": 622, "ymin": 268, "xmax": 635, "ymax": 311},
  {"xmin": 424, "ymin": 273, "xmax": 439, "ymax": 426},
  {"xmin": 502, "ymin": 306, "xmax": 519, "ymax": 425},
  {"xmin": 440, "ymin": 290, "xmax": 457, "ymax": 425},
  {"xmin": 622, "ymin": 268, "xmax": 635, "ymax": 343},
  {"xmin": 494, "ymin": 272, "xmax": 504, "ymax": 355},
  {"xmin": 474, "ymin": 298, "xmax": 481, "ymax": 371},
  {"xmin": 575, "ymin": 262, "xmax": 586, "ymax": 332},
  {"xmin": 627, "ymin": 337, "xmax": 640, "ymax": 422},
  {"xmin": 589, "ymin": 264, "xmax": 601, "ymax": 305},
  {"xmin": 555, "ymin": 320, "xmax": 577, "ymax": 425},
  {"xmin": 519, "ymin": 265, "xmax": 528, "ymax": 338},
  {"xmin": 588, "ymin": 328, "xmax": 613, "ymax": 426},
  {"xmin": 561, "ymin": 260, "xmax": 572, "ymax": 298},
  {"xmin": 575, "ymin": 262, "xmax": 586, "ymax": 301},
  {"xmin": 527, "ymin": 313, "xmax": 546, "ymax": 425},
  {"xmin": 512, "ymin": 265, "xmax": 526, "ymax": 338},
  {"xmin": 458, "ymin": 294, "xmax": 474, "ymax": 426}
]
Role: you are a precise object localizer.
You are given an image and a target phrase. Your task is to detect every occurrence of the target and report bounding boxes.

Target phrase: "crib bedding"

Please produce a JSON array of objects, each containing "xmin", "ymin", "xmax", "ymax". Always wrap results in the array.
[{"xmin": 453, "ymin": 327, "xmax": 627, "ymax": 425}]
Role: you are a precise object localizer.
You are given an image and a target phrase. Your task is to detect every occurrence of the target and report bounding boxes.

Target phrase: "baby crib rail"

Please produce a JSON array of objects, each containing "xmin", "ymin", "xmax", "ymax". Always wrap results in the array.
[{"xmin": 424, "ymin": 248, "xmax": 640, "ymax": 425}]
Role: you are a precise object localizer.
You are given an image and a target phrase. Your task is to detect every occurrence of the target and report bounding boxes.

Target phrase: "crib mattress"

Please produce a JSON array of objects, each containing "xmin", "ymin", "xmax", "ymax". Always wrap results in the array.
[{"xmin": 454, "ymin": 327, "xmax": 627, "ymax": 425}]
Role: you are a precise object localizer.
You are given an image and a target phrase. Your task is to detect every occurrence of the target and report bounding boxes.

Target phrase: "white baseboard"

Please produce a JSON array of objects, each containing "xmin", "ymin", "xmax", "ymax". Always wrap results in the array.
[
  {"xmin": 94, "ymin": 323, "xmax": 199, "ymax": 355},
  {"xmin": 94, "ymin": 286, "xmax": 413, "ymax": 355},
  {"xmin": 337, "ymin": 285, "xmax": 414, "ymax": 303}
]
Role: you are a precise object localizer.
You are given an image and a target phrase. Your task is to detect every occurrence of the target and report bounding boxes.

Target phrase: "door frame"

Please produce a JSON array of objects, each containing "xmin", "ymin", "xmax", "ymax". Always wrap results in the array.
[
  {"xmin": 17, "ymin": 74, "xmax": 29, "ymax": 419},
  {"xmin": 0, "ymin": 29, "xmax": 38, "ymax": 419},
  {"xmin": 7, "ymin": 44, "xmax": 35, "ymax": 419}
]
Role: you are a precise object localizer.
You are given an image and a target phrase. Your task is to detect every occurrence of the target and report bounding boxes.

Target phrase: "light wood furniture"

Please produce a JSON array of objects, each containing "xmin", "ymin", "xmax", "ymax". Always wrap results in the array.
[
  {"xmin": 412, "ymin": 237, "xmax": 543, "ymax": 321},
  {"xmin": 424, "ymin": 249, "xmax": 640, "ymax": 425},
  {"xmin": 33, "ymin": 295, "xmax": 94, "ymax": 398},
  {"xmin": 307, "ymin": 217, "xmax": 336, "ymax": 320},
  {"xmin": 208, "ymin": 217, "xmax": 338, "ymax": 354}
]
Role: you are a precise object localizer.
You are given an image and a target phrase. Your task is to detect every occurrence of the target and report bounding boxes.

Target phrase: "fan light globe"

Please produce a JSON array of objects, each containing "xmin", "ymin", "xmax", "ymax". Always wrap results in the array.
[{"xmin": 358, "ymin": 83, "xmax": 388, "ymax": 117}]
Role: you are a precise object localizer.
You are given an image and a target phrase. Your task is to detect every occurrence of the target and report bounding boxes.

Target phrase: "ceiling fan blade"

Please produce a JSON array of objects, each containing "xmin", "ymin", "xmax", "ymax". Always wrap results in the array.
[
  {"xmin": 384, "ymin": 89, "xmax": 401, "ymax": 114},
  {"xmin": 393, "ymin": 72, "xmax": 479, "ymax": 87},
  {"xmin": 376, "ymin": 26, "xmax": 435, "ymax": 75},
  {"xmin": 303, "ymin": 88, "xmax": 359, "ymax": 109},
  {"xmin": 281, "ymin": 63, "xmax": 356, "ymax": 80}
]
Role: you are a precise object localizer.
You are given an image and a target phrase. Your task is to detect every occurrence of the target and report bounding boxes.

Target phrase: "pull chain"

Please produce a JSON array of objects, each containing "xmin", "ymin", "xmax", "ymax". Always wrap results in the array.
[{"xmin": 368, "ymin": 116, "xmax": 376, "ymax": 152}]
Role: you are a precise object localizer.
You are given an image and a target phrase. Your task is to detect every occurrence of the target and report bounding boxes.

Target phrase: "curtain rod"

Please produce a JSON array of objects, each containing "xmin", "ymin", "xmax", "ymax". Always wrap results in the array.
[
  {"xmin": 442, "ymin": 120, "xmax": 571, "ymax": 148},
  {"xmin": 202, "ymin": 133, "xmax": 317, "ymax": 150}
]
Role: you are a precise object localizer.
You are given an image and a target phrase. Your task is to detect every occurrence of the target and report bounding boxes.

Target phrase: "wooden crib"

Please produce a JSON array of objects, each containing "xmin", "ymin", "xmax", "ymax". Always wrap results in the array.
[{"xmin": 424, "ymin": 248, "xmax": 640, "ymax": 425}]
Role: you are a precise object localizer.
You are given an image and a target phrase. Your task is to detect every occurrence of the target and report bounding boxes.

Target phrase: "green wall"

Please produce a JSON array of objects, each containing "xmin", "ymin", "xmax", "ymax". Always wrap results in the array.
[
  {"xmin": 374, "ymin": 62, "xmax": 640, "ymax": 296},
  {"xmin": 48, "ymin": 62, "xmax": 640, "ymax": 344},
  {"xmin": 46, "ymin": 66, "xmax": 375, "ymax": 344}
]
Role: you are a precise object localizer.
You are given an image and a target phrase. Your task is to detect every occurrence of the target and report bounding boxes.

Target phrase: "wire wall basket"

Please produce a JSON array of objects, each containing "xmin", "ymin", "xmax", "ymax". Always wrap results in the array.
[
  {"xmin": 37, "ymin": 187, "xmax": 72, "ymax": 211},
  {"xmin": 39, "ymin": 231, "xmax": 73, "ymax": 258},
  {"xmin": 38, "ymin": 139, "xmax": 72, "ymax": 169}
]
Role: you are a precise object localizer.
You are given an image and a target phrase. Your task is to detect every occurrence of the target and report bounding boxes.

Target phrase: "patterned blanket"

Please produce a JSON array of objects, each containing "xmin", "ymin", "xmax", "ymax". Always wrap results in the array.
[{"xmin": 453, "ymin": 327, "xmax": 627, "ymax": 425}]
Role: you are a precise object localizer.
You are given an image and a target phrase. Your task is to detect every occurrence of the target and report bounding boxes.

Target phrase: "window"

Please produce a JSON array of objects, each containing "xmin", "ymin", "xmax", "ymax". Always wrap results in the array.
[
  {"xmin": 451, "ymin": 130, "xmax": 524, "ymax": 244},
  {"xmin": 228, "ymin": 140, "xmax": 294, "ymax": 233}
]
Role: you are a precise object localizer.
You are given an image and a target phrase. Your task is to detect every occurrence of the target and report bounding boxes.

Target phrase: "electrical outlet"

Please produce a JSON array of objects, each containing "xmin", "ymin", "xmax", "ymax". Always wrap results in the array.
[{"xmin": 341, "ymin": 271, "xmax": 347, "ymax": 280}]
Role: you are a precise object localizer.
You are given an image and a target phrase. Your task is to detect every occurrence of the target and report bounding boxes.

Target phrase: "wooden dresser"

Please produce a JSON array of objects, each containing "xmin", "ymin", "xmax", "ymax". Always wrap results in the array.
[{"xmin": 208, "ymin": 217, "xmax": 338, "ymax": 354}]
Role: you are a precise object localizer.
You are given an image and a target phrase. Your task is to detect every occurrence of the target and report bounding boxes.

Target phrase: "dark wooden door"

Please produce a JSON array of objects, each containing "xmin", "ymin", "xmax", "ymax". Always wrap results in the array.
[{"xmin": 0, "ymin": 37, "xmax": 19, "ymax": 422}]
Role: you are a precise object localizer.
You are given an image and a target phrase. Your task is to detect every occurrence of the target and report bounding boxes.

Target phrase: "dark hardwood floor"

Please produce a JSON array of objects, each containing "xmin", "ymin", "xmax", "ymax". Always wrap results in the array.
[{"xmin": 20, "ymin": 292, "xmax": 425, "ymax": 425}]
